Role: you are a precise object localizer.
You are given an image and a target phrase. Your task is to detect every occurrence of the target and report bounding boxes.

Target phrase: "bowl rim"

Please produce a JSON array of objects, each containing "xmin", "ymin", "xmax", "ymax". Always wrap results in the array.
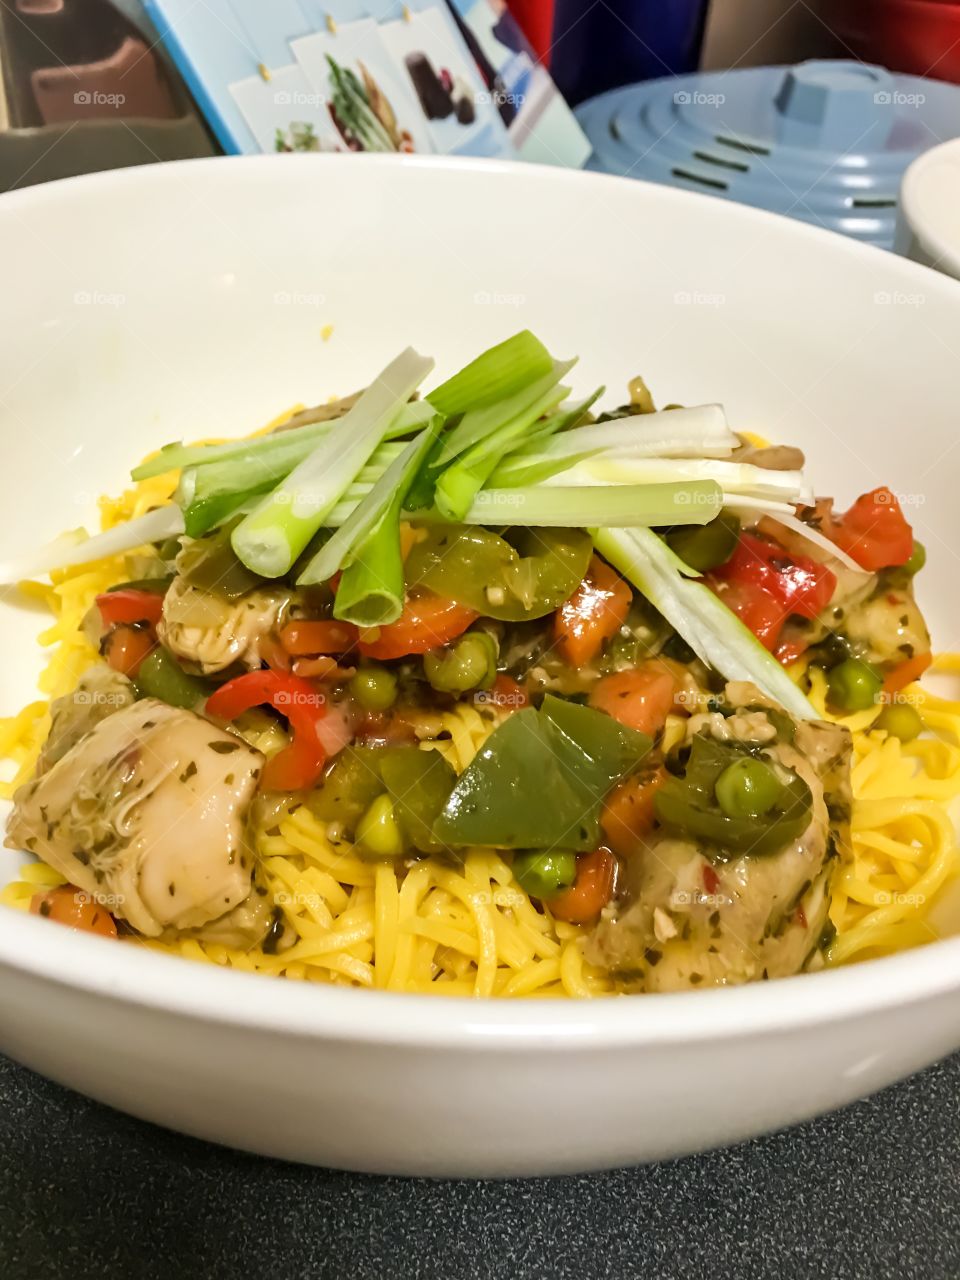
[
  {"xmin": 2, "ymin": 151, "xmax": 960, "ymax": 1049},
  {"xmin": 899, "ymin": 136, "xmax": 960, "ymax": 276}
]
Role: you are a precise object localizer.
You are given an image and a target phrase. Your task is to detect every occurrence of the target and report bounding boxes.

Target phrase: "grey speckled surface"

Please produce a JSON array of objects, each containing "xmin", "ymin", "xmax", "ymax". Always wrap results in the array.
[{"xmin": 1, "ymin": 1052, "xmax": 959, "ymax": 1279}]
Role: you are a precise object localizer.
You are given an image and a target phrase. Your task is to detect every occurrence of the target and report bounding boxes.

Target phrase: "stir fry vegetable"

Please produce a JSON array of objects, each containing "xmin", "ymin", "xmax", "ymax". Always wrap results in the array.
[
  {"xmin": 206, "ymin": 670, "xmax": 327, "ymax": 791},
  {"xmin": 435, "ymin": 696, "xmax": 651, "ymax": 851},
  {"xmin": 655, "ymin": 734, "xmax": 812, "ymax": 858}
]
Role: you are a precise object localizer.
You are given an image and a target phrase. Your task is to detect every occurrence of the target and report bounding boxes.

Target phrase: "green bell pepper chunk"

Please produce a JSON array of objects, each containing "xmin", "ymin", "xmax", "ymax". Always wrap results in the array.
[
  {"xmin": 405, "ymin": 525, "xmax": 592, "ymax": 622},
  {"xmin": 666, "ymin": 512, "xmax": 740, "ymax": 573},
  {"xmin": 135, "ymin": 648, "xmax": 210, "ymax": 709},
  {"xmin": 310, "ymin": 746, "xmax": 456, "ymax": 853},
  {"xmin": 434, "ymin": 694, "xmax": 651, "ymax": 851},
  {"xmin": 379, "ymin": 749, "xmax": 457, "ymax": 854},
  {"xmin": 654, "ymin": 733, "xmax": 812, "ymax": 858},
  {"xmin": 309, "ymin": 747, "xmax": 387, "ymax": 835}
]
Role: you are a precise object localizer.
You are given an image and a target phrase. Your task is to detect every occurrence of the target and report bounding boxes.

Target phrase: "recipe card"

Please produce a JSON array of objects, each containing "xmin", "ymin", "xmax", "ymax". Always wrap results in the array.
[{"xmin": 142, "ymin": 0, "xmax": 588, "ymax": 163}]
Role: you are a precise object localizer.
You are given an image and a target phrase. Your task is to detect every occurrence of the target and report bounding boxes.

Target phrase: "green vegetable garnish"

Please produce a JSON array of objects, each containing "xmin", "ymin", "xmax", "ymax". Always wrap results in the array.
[
  {"xmin": 655, "ymin": 734, "xmax": 812, "ymax": 857},
  {"xmin": 426, "ymin": 330, "xmax": 553, "ymax": 418},
  {"xmin": 135, "ymin": 648, "xmax": 209, "ymax": 709},
  {"xmin": 512, "ymin": 849, "xmax": 578, "ymax": 900},
  {"xmin": 379, "ymin": 750, "xmax": 457, "ymax": 855},
  {"xmin": 355, "ymin": 793, "xmax": 404, "ymax": 858},
  {"xmin": 666, "ymin": 512, "xmax": 740, "ymax": 572},
  {"xmin": 311, "ymin": 747, "xmax": 456, "ymax": 854},
  {"xmin": 406, "ymin": 525, "xmax": 592, "ymax": 622},
  {"xmin": 827, "ymin": 658, "xmax": 883, "ymax": 713},
  {"xmin": 714, "ymin": 756, "xmax": 784, "ymax": 818},
  {"xmin": 349, "ymin": 664, "xmax": 398, "ymax": 712},
  {"xmin": 424, "ymin": 631, "xmax": 498, "ymax": 693},
  {"xmin": 876, "ymin": 700, "xmax": 924, "ymax": 742},
  {"xmin": 435, "ymin": 695, "xmax": 651, "ymax": 851}
]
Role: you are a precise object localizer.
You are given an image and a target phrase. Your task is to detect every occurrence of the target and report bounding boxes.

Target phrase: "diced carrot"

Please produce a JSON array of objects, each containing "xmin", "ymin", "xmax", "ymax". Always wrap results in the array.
[
  {"xmin": 103, "ymin": 625, "xmax": 156, "ymax": 677},
  {"xmin": 600, "ymin": 767, "xmax": 667, "ymax": 858},
  {"xmin": 292, "ymin": 656, "xmax": 354, "ymax": 680},
  {"xmin": 589, "ymin": 663, "xmax": 676, "ymax": 736},
  {"xmin": 882, "ymin": 651, "xmax": 932, "ymax": 696},
  {"xmin": 31, "ymin": 886, "xmax": 118, "ymax": 939},
  {"xmin": 554, "ymin": 555, "xmax": 632, "ymax": 668},
  {"xmin": 357, "ymin": 593, "xmax": 478, "ymax": 660},
  {"xmin": 280, "ymin": 620, "xmax": 358, "ymax": 656},
  {"xmin": 548, "ymin": 848, "xmax": 616, "ymax": 924}
]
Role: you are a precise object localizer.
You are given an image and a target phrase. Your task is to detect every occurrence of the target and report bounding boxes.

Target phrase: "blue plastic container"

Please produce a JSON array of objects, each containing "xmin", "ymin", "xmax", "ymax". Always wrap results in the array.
[{"xmin": 576, "ymin": 60, "xmax": 960, "ymax": 247}]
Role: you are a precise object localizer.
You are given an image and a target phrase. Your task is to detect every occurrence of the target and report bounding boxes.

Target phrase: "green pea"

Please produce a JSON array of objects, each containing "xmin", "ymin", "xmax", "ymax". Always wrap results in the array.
[
  {"xmin": 876, "ymin": 700, "xmax": 924, "ymax": 742},
  {"xmin": 424, "ymin": 631, "xmax": 498, "ymax": 694},
  {"xmin": 666, "ymin": 513, "xmax": 741, "ymax": 573},
  {"xmin": 350, "ymin": 664, "xmax": 398, "ymax": 712},
  {"xmin": 714, "ymin": 756, "xmax": 784, "ymax": 819},
  {"xmin": 828, "ymin": 657, "xmax": 883, "ymax": 712},
  {"xmin": 902, "ymin": 540, "xmax": 926, "ymax": 577},
  {"xmin": 355, "ymin": 793, "xmax": 404, "ymax": 858},
  {"xmin": 512, "ymin": 849, "xmax": 578, "ymax": 900}
]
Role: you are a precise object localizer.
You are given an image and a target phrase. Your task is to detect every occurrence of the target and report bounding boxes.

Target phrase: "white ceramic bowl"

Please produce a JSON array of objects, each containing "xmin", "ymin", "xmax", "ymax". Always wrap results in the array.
[
  {"xmin": 2, "ymin": 155, "xmax": 960, "ymax": 1177},
  {"xmin": 896, "ymin": 137, "xmax": 960, "ymax": 281}
]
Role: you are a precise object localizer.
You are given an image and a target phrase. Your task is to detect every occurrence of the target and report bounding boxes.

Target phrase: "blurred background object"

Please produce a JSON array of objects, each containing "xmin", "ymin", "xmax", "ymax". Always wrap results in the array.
[
  {"xmin": 896, "ymin": 137, "xmax": 960, "ymax": 277},
  {"xmin": 0, "ymin": 0, "xmax": 215, "ymax": 190},
  {"xmin": 549, "ymin": 0, "xmax": 711, "ymax": 106},
  {"xmin": 575, "ymin": 59, "xmax": 960, "ymax": 248},
  {"xmin": 832, "ymin": 0, "xmax": 960, "ymax": 85}
]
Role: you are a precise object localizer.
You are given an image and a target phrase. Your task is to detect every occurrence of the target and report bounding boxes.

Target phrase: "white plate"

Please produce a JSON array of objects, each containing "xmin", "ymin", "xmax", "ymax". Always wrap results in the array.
[{"xmin": 1, "ymin": 154, "xmax": 960, "ymax": 1177}]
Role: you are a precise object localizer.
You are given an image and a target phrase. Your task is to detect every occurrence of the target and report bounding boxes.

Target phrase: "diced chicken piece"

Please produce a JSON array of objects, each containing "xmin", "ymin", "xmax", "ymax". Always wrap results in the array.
[
  {"xmin": 6, "ymin": 699, "xmax": 265, "ymax": 938},
  {"xmin": 586, "ymin": 683, "xmax": 851, "ymax": 991},
  {"xmin": 158, "ymin": 574, "xmax": 295, "ymax": 675},
  {"xmin": 36, "ymin": 666, "xmax": 135, "ymax": 774}
]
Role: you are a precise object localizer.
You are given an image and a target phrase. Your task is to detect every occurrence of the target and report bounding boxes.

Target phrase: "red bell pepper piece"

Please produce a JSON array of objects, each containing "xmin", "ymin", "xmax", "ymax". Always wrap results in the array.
[
  {"xmin": 205, "ymin": 670, "xmax": 327, "ymax": 791},
  {"xmin": 707, "ymin": 531, "xmax": 837, "ymax": 656},
  {"xmin": 824, "ymin": 486, "xmax": 914, "ymax": 571},
  {"xmin": 96, "ymin": 589, "xmax": 165, "ymax": 627}
]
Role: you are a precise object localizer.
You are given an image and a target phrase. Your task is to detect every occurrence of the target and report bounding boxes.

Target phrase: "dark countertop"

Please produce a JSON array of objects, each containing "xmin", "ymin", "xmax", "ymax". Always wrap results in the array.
[{"xmin": 2, "ymin": 1052, "xmax": 959, "ymax": 1279}]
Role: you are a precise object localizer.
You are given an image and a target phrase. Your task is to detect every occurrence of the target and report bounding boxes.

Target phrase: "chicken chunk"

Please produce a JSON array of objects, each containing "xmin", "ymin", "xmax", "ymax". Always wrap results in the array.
[
  {"xmin": 6, "ymin": 699, "xmax": 265, "ymax": 938},
  {"xmin": 36, "ymin": 666, "xmax": 135, "ymax": 774},
  {"xmin": 585, "ymin": 683, "xmax": 851, "ymax": 991},
  {"xmin": 158, "ymin": 573, "xmax": 295, "ymax": 675}
]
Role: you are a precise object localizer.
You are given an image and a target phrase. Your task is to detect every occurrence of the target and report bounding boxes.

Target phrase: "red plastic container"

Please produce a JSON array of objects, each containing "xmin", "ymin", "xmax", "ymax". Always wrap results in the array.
[{"xmin": 833, "ymin": 0, "xmax": 960, "ymax": 84}]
